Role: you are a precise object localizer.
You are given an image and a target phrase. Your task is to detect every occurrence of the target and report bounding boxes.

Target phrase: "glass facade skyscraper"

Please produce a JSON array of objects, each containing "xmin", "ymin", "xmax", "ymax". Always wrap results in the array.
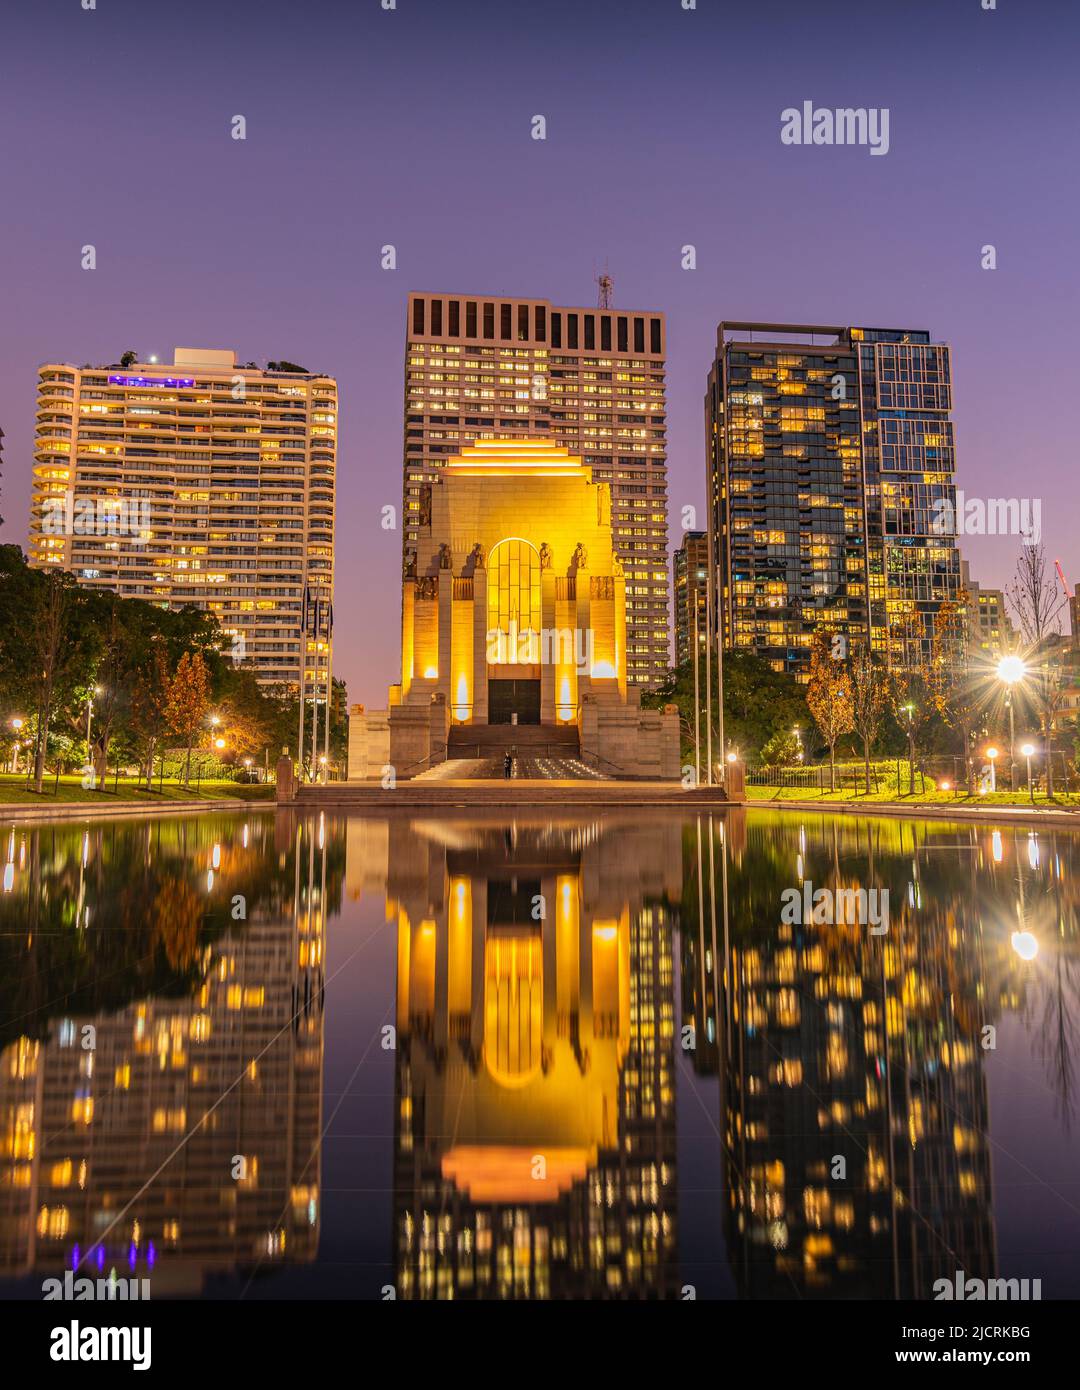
[{"xmin": 705, "ymin": 322, "xmax": 960, "ymax": 677}]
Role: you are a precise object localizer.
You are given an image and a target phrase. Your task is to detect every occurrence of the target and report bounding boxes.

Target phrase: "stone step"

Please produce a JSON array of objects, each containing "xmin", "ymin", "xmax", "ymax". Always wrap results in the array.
[{"xmin": 293, "ymin": 781, "xmax": 731, "ymax": 807}]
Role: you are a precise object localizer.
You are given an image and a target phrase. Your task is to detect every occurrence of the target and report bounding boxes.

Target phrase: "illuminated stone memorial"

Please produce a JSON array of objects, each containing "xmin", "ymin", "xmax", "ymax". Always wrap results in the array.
[{"xmin": 350, "ymin": 439, "xmax": 680, "ymax": 779}]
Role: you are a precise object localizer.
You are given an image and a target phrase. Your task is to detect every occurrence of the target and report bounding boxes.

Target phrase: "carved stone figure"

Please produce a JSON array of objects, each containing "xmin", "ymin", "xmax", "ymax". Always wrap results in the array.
[
  {"xmin": 470, "ymin": 542, "xmax": 486, "ymax": 569},
  {"xmin": 417, "ymin": 576, "xmax": 439, "ymax": 600},
  {"xmin": 539, "ymin": 542, "xmax": 553, "ymax": 570},
  {"xmin": 572, "ymin": 542, "xmax": 588, "ymax": 570},
  {"xmin": 438, "ymin": 543, "xmax": 452, "ymax": 570}
]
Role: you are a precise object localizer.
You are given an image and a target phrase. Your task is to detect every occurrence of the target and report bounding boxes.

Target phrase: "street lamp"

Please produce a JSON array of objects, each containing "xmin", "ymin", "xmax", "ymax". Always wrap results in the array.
[
  {"xmin": 997, "ymin": 655, "xmax": 1026, "ymax": 790},
  {"xmin": 84, "ymin": 686, "xmax": 103, "ymax": 787},
  {"xmin": 986, "ymin": 745, "xmax": 999, "ymax": 793},
  {"xmin": 1020, "ymin": 742, "xmax": 1036, "ymax": 802}
]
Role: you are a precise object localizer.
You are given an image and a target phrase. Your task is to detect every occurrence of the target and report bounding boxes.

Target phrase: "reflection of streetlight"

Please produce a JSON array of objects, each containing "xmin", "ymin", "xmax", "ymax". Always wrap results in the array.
[
  {"xmin": 1020, "ymin": 742, "xmax": 1036, "ymax": 802},
  {"xmin": 997, "ymin": 655, "xmax": 1026, "ymax": 790},
  {"xmin": 986, "ymin": 745, "xmax": 999, "ymax": 792}
]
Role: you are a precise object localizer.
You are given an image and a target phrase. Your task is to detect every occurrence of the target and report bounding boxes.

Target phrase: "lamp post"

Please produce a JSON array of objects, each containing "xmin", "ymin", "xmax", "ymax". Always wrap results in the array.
[
  {"xmin": 996, "ymin": 654, "xmax": 1026, "ymax": 791},
  {"xmin": 85, "ymin": 686, "xmax": 102, "ymax": 787},
  {"xmin": 1020, "ymin": 742, "xmax": 1036, "ymax": 803}
]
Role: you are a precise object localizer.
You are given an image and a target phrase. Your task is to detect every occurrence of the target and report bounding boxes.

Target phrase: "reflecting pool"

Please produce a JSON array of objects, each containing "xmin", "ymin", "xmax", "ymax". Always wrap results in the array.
[{"xmin": 0, "ymin": 808, "xmax": 1077, "ymax": 1300}]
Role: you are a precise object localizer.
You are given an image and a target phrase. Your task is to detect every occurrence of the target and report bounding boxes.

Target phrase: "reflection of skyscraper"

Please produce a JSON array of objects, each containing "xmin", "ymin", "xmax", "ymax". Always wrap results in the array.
[
  {"xmin": 703, "ymin": 816, "xmax": 997, "ymax": 1298},
  {"xmin": 388, "ymin": 816, "xmax": 681, "ymax": 1298},
  {"xmin": 0, "ymin": 817, "xmax": 327, "ymax": 1295}
]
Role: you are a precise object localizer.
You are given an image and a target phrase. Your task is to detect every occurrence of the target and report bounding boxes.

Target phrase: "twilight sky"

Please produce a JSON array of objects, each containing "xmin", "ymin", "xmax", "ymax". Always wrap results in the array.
[{"xmin": 1, "ymin": 0, "xmax": 1076, "ymax": 706}]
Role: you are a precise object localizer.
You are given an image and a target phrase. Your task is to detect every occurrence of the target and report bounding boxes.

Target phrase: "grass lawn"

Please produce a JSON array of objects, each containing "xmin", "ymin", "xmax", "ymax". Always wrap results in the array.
[
  {"xmin": 0, "ymin": 773, "xmax": 275, "ymax": 806},
  {"xmin": 745, "ymin": 784, "xmax": 1080, "ymax": 809}
]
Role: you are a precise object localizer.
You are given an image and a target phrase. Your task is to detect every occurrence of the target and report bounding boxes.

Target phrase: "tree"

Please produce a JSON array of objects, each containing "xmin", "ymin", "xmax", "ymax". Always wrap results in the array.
[
  {"xmin": 759, "ymin": 728, "xmax": 801, "ymax": 768},
  {"xmin": 806, "ymin": 628, "xmax": 855, "ymax": 790},
  {"xmin": 933, "ymin": 594, "xmax": 984, "ymax": 793},
  {"xmin": 1008, "ymin": 542, "xmax": 1069, "ymax": 797},
  {"xmin": 165, "ymin": 651, "xmax": 211, "ymax": 786},
  {"xmin": 644, "ymin": 651, "xmax": 808, "ymax": 765},
  {"xmin": 884, "ymin": 611, "xmax": 945, "ymax": 795},
  {"xmin": 848, "ymin": 642, "xmax": 888, "ymax": 791},
  {"xmin": 1, "ymin": 562, "xmax": 99, "ymax": 793},
  {"xmin": 131, "ymin": 641, "xmax": 172, "ymax": 789}
]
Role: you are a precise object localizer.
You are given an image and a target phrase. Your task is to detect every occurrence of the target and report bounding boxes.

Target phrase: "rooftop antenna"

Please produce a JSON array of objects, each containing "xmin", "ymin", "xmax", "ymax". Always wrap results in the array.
[{"xmin": 596, "ymin": 267, "xmax": 614, "ymax": 309}]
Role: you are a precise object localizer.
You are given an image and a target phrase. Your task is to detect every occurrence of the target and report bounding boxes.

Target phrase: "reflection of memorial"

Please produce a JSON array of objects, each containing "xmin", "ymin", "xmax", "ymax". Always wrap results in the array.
[
  {"xmin": 388, "ymin": 816, "xmax": 682, "ymax": 1298},
  {"xmin": 686, "ymin": 814, "xmax": 999, "ymax": 1299},
  {"xmin": 0, "ymin": 816, "xmax": 329, "ymax": 1295}
]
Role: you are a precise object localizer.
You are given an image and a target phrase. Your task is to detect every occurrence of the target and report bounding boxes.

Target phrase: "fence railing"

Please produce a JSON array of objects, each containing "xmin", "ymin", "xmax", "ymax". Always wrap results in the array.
[{"xmin": 746, "ymin": 762, "xmax": 931, "ymax": 796}]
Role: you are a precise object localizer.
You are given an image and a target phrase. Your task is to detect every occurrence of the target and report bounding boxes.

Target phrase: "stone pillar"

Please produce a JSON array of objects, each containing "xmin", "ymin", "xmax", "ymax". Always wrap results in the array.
[
  {"xmin": 540, "ymin": 565, "xmax": 556, "ymax": 724},
  {"xmin": 473, "ymin": 566, "xmax": 489, "ymax": 724},
  {"xmin": 275, "ymin": 753, "xmax": 296, "ymax": 804},
  {"xmin": 437, "ymin": 569, "xmax": 453, "ymax": 706},
  {"xmin": 429, "ymin": 692, "xmax": 448, "ymax": 767},
  {"xmin": 724, "ymin": 757, "xmax": 746, "ymax": 801},
  {"xmin": 661, "ymin": 704, "xmax": 683, "ymax": 782}
]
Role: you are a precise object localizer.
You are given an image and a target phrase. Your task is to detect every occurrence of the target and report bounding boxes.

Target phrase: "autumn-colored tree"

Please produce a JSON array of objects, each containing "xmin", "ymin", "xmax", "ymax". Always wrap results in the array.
[
  {"xmin": 848, "ymin": 642, "xmax": 888, "ymax": 791},
  {"xmin": 131, "ymin": 641, "xmax": 172, "ymax": 789},
  {"xmin": 165, "ymin": 650, "xmax": 211, "ymax": 786},
  {"xmin": 806, "ymin": 628, "xmax": 855, "ymax": 790}
]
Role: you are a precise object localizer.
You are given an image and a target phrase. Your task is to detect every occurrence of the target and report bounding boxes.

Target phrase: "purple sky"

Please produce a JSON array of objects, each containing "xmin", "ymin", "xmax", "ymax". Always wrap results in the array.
[{"xmin": 1, "ymin": 0, "xmax": 1076, "ymax": 706}]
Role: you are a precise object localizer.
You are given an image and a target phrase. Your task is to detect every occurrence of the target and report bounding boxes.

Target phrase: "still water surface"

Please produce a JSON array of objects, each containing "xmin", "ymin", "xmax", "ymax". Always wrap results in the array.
[{"xmin": 0, "ymin": 808, "xmax": 1077, "ymax": 1300}]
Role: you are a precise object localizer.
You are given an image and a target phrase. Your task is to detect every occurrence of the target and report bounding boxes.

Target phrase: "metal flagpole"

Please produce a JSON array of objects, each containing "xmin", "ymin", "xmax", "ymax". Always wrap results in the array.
[
  {"xmin": 716, "ymin": 560, "xmax": 726, "ymax": 777},
  {"xmin": 322, "ymin": 600, "xmax": 334, "ymax": 778},
  {"xmin": 704, "ymin": 556, "xmax": 714, "ymax": 785},
  {"xmin": 297, "ymin": 583, "xmax": 309, "ymax": 778},
  {"xmin": 310, "ymin": 596, "xmax": 322, "ymax": 783},
  {"xmin": 693, "ymin": 600, "xmax": 701, "ymax": 785}
]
